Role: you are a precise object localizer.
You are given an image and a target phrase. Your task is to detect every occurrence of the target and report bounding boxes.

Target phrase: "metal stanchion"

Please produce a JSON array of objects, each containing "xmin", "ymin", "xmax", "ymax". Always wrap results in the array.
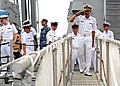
[
  {"xmin": 62, "ymin": 42, "xmax": 66, "ymax": 86},
  {"xmin": 100, "ymin": 39, "xmax": 102, "ymax": 80},
  {"xmin": 9, "ymin": 39, "xmax": 14, "ymax": 86},
  {"xmin": 96, "ymin": 37, "xmax": 98, "ymax": 73},
  {"xmin": 119, "ymin": 46, "xmax": 120, "ymax": 65},
  {"xmin": 10, "ymin": 40, "xmax": 13, "ymax": 71},
  {"xmin": 106, "ymin": 41, "xmax": 109, "ymax": 86},
  {"xmin": 69, "ymin": 37, "xmax": 72, "ymax": 73},
  {"xmin": 52, "ymin": 48, "xmax": 57, "ymax": 86},
  {"xmin": 70, "ymin": 37, "xmax": 72, "ymax": 84},
  {"xmin": 67, "ymin": 39, "xmax": 70, "ymax": 81}
]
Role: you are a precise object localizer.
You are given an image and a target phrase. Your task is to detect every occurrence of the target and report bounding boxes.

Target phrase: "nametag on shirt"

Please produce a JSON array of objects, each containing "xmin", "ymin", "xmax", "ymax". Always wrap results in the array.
[
  {"xmin": 72, "ymin": 37, "xmax": 75, "ymax": 39},
  {"xmin": 81, "ymin": 21, "xmax": 84, "ymax": 23},
  {"xmin": 89, "ymin": 23, "xmax": 93, "ymax": 25}
]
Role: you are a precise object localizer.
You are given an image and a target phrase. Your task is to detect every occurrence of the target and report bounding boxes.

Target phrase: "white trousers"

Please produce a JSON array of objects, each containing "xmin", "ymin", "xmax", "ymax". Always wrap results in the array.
[
  {"xmin": 78, "ymin": 36, "xmax": 92, "ymax": 73},
  {"xmin": 72, "ymin": 49, "xmax": 82, "ymax": 72},
  {"xmin": 26, "ymin": 46, "xmax": 34, "ymax": 54},
  {"xmin": 91, "ymin": 49, "xmax": 96, "ymax": 71},
  {"xmin": 91, "ymin": 45, "xmax": 100, "ymax": 72},
  {"xmin": 1, "ymin": 44, "xmax": 10, "ymax": 63},
  {"xmin": 21, "ymin": 42, "xmax": 34, "ymax": 55},
  {"xmin": 0, "ymin": 44, "xmax": 10, "ymax": 74}
]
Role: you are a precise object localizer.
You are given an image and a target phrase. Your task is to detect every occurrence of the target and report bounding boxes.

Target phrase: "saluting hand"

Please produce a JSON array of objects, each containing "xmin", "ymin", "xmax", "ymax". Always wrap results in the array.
[{"xmin": 75, "ymin": 10, "xmax": 84, "ymax": 16}]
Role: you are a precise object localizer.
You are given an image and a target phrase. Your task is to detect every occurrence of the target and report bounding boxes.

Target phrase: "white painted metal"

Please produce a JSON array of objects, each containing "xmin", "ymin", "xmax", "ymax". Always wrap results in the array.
[
  {"xmin": 104, "ymin": 0, "xmax": 107, "ymax": 21},
  {"xmin": 97, "ymin": 36, "xmax": 120, "ymax": 86},
  {"xmin": 35, "ymin": 36, "xmax": 72, "ymax": 86},
  {"xmin": 1, "ymin": 35, "xmax": 120, "ymax": 86}
]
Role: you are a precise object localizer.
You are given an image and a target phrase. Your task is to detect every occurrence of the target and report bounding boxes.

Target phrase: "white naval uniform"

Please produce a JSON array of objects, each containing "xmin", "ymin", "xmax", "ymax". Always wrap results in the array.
[
  {"xmin": 46, "ymin": 29, "xmax": 58, "ymax": 44},
  {"xmin": 103, "ymin": 30, "xmax": 114, "ymax": 39},
  {"xmin": 0, "ymin": 23, "xmax": 18, "ymax": 63},
  {"xmin": 74, "ymin": 15, "xmax": 97, "ymax": 73},
  {"xmin": 21, "ymin": 27, "xmax": 37, "ymax": 36},
  {"xmin": 21, "ymin": 31, "xmax": 34, "ymax": 55},
  {"xmin": 69, "ymin": 33, "xmax": 82, "ymax": 72}
]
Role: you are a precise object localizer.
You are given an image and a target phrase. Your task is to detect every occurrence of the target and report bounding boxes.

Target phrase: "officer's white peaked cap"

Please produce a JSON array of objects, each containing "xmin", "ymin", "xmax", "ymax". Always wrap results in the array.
[
  {"xmin": 22, "ymin": 20, "xmax": 32, "ymax": 28},
  {"xmin": 103, "ymin": 21, "xmax": 111, "ymax": 26},
  {"xmin": 83, "ymin": 4, "xmax": 92, "ymax": 11}
]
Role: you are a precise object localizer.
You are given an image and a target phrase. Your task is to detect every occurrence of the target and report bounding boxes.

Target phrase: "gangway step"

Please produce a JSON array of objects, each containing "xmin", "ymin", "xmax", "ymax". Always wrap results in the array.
[{"xmin": 71, "ymin": 71, "xmax": 104, "ymax": 86}]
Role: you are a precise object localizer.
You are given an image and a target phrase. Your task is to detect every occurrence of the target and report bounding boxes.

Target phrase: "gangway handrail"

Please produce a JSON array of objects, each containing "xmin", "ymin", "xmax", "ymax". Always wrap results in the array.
[
  {"xmin": 96, "ymin": 36, "xmax": 120, "ymax": 86},
  {"xmin": 96, "ymin": 37, "xmax": 107, "ymax": 83},
  {"xmin": 0, "ymin": 36, "xmax": 71, "ymax": 71},
  {"xmin": 98, "ymin": 36, "xmax": 120, "ymax": 46},
  {"xmin": 96, "ymin": 36, "xmax": 110, "ymax": 85},
  {"xmin": 0, "ymin": 35, "xmax": 72, "ymax": 86},
  {"xmin": 58, "ymin": 38, "xmax": 72, "ymax": 86}
]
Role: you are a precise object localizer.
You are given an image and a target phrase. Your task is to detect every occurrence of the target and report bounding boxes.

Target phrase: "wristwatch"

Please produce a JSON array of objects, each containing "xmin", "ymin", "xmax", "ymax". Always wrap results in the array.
[{"xmin": 75, "ymin": 13, "xmax": 78, "ymax": 16}]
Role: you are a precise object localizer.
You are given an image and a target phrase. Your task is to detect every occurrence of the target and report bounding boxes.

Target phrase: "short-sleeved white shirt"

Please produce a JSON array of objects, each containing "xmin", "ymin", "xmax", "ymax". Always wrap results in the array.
[
  {"xmin": 0, "ymin": 23, "xmax": 18, "ymax": 40},
  {"xmin": 21, "ymin": 27, "xmax": 37, "ymax": 36},
  {"xmin": 21, "ymin": 32, "xmax": 34, "ymax": 44},
  {"xmin": 30, "ymin": 27, "xmax": 37, "ymax": 36},
  {"xmin": 74, "ymin": 15, "xmax": 97, "ymax": 34},
  {"xmin": 69, "ymin": 33, "xmax": 80, "ymax": 48},
  {"xmin": 21, "ymin": 31, "xmax": 34, "ymax": 54},
  {"xmin": 103, "ymin": 30, "xmax": 114, "ymax": 39},
  {"xmin": 46, "ymin": 29, "xmax": 58, "ymax": 44}
]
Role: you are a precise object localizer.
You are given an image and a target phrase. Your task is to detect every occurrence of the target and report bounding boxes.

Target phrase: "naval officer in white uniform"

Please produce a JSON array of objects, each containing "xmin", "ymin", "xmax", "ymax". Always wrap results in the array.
[
  {"xmin": 46, "ymin": 22, "xmax": 58, "ymax": 45},
  {"xmin": 70, "ymin": 4, "xmax": 97, "ymax": 76},
  {"xmin": 21, "ymin": 20, "xmax": 35, "ymax": 55},
  {"xmin": 0, "ymin": 14, "xmax": 18, "ymax": 76},
  {"xmin": 103, "ymin": 21, "xmax": 114, "ymax": 39},
  {"xmin": 0, "ymin": 15, "xmax": 18, "ymax": 63},
  {"xmin": 21, "ymin": 20, "xmax": 38, "ymax": 51}
]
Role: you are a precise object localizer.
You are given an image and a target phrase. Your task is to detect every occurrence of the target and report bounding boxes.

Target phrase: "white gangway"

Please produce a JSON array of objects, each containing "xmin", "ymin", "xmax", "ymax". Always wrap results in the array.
[{"xmin": 0, "ymin": 35, "xmax": 120, "ymax": 86}]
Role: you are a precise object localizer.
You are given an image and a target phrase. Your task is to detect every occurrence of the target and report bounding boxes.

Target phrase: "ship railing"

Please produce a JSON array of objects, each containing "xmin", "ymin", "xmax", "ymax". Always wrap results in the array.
[
  {"xmin": 34, "ymin": 35, "xmax": 72, "ymax": 86},
  {"xmin": 95, "ymin": 36, "xmax": 120, "ymax": 86},
  {"xmin": 0, "ymin": 35, "xmax": 72, "ymax": 86}
]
